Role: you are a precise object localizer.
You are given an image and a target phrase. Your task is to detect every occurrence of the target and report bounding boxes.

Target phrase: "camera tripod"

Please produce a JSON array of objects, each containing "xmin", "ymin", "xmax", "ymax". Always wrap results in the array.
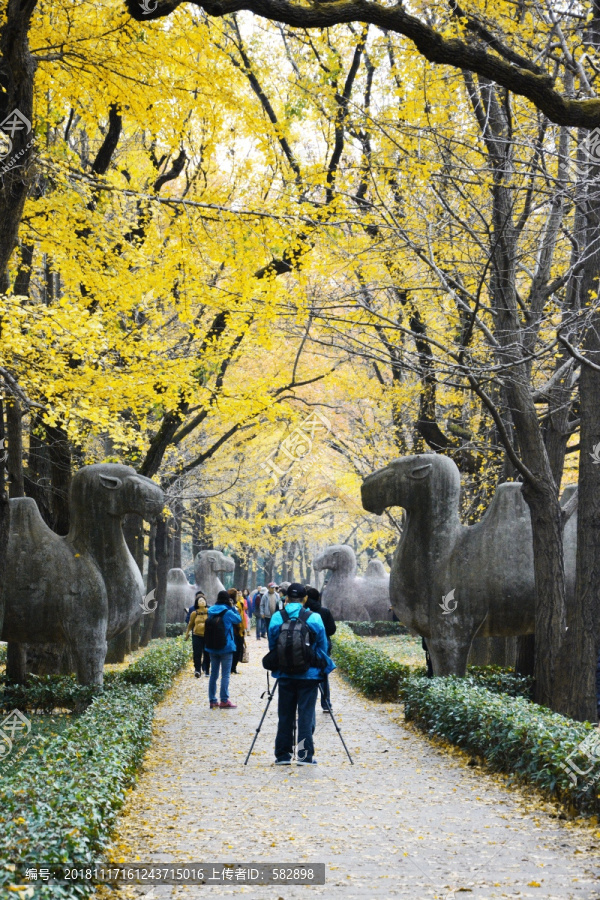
[{"xmin": 244, "ymin": 675, "xmax": 354, "ymax": 765}]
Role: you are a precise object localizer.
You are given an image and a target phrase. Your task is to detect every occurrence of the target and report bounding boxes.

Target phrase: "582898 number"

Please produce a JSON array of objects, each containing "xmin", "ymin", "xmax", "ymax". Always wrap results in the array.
[{"xmin": 272, "ymin": 868, "xmax": 314, "ymax": 881}]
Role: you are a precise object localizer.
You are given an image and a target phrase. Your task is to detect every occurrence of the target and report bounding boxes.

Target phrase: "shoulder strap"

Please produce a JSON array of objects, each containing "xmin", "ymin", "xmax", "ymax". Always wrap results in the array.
[
  {"xmin": 280, "ymin": 607, "xmax": 290, "ymax": 623},
  {"xmin": 299, "ymin": 608, "xmax": 311, "ymax": 624}
]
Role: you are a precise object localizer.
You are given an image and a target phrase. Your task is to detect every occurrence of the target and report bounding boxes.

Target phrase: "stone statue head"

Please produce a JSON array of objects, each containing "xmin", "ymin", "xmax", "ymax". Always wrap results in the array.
[
  {"xmin": 313, "ymin": 544, "xmax": 357, "ymax": 577},
  {"xmin": 361, "ymin": 453, "xmax": 460, "ymax": 515},
  {"xmin": 196, "ymin": 550, "xmax": 235, "ymax": 574},
  {"xmin": 69, "ymin": 463, "xmax": 164, "ymax": 526}
]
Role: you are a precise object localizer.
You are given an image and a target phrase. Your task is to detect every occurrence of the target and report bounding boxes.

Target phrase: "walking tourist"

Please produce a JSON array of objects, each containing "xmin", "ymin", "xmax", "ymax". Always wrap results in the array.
[
  {"xmin": 185, "ymin": 592, "xmax": 210, "ymax": 677},
  {"xmin": 205, "ymin": 590, "xmax": 241, "ymax": 709}
]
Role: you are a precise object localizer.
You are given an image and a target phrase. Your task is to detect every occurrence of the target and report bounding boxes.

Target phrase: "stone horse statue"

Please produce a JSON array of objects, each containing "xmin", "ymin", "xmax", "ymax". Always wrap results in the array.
[
  {"xmin": 361, "ymin": 453, "xmax": 577, "ymax": 676},
  {"xmin": 166, "ymin": 568, "xmax": 196, "ymax": 623},
  {"xmin": 313, "ymin": 545, "xmax": 392, "ymax": 621},
  {"xmin": 1, "ymin": 463, "xmax": 164, "ymax": 685},
  {"xmin": 194, "ymin": 549, "xmax": 235, "ymax": 601}
]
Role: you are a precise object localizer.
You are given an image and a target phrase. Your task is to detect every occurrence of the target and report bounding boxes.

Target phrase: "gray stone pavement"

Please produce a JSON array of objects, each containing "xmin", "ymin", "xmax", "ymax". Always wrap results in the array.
[{"xmin": 98, "ymin": 647, "xmax": 600, "ymax": 900}]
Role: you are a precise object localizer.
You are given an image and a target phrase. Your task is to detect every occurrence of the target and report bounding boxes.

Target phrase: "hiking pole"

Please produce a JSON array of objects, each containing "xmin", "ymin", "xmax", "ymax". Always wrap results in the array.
[
  {"xmin": 244, "ymin": 678, "xmax": 279, "ymax": 765},
  {"xmin": 318, "ymin": 682, "xmax": 354, "ymax": 764}
]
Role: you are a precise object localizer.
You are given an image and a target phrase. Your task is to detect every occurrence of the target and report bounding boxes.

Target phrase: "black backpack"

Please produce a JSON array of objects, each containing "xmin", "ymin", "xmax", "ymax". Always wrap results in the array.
[
  {"xmin": 204, "ymin": 609, "xmax": 228, "ymax": 651},
  {"xmin": 275, "ymin": 607, "xmax": 316, "ymax": 675}
]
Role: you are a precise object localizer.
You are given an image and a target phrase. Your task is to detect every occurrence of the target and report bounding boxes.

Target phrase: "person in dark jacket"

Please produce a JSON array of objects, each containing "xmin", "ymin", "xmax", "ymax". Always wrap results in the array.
[
  {"xmin": 205, "ymin": 590, "xmax": 242, "ymax": 709},
  {"xmin": 306, "ymin": 587, "xmax": 336, "ymax": 712},
  {"xmin": 268, "ymin": 583, "xmax": 335, "ymax": 765}
]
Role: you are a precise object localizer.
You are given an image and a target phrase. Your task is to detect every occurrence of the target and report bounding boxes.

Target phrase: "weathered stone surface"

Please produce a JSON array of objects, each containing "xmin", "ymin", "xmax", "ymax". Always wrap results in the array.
[
  {"xmin": 194, "ymin": 550, "xmax": 235, "ymax": 602},
  {"xmin": 2, "ymin": 464, "xmax": 164, "ymax": 685},
  {"xmin": 166, "ymin": 568, "xmax": 196, "ymax": 623},
  {"xmin": 313, "ymin": 545, "xmax": 391, "ymax": 621},
  {"xmin": 361, "ymin": 453, "xmax": 577, "ymax": 676}
]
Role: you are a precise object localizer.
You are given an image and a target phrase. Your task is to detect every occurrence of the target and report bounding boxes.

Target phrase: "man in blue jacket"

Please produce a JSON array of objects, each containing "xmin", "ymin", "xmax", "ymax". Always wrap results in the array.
[
  {"xmin": 205, "ymin": 590, "xmax": 242, "ymax": 709},
  {"xmin": 268, "ymin": 582, "xmax": 335, "ymax": 766}
]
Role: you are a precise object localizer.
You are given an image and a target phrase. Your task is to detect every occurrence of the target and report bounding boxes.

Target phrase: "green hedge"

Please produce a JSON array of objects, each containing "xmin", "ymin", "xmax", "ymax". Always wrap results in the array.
[
  {"xmin": 1, "ymin": 676, "xmax": 99, "ymax": 715},
  {"xmin": 166, "ymin": 622, "xmax": 187, "ymax": 637},
  {"xmin": 331, "ymin": 624, "xmax": 415, "ymax": 699},
  {"xmin": 0, "ymin": 637, "xmax": 192, "ymax": 897},
  {"xmin": 347, "ymin": 621, "xmax": 409, "ymax": 636},
  {"xmin": 0, "ymin": 638, "xmax": 192, "ymax": 714},
  {"xmin": 403, "ymin": 677, "xmax": 599, "ymax": 815},
  {"xmin": 332, "ymin": 625, "xmax": 598, "ymax": 815}
]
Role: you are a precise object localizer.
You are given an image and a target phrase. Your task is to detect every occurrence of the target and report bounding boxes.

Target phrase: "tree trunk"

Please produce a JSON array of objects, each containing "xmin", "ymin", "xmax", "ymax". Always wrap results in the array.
[
  {"xmin": 521, "ymin": 478, "xmax": 566, "ymax": 708},
  {"xmin": 516, "ymin": 634, "xmax": 535, "ymax": 678},
  {"xmin": 140, "ymin": 520, "xmax": 157, "ymax": 647},
  {"xmin": 5, "ymin": 397, "xmax": 24, "ymax": 498},
  {"xmin": 0, "ymin": 1, "xmax": 38, "ymax": 290},
  {"xmin": 105, "ymin": 629, "xmax": 129, "ymax": 664},
  {"xmin": 45, "ymin": 423, "xmax": 71, "ymax": 535},
  {"xmin": 192, "ymin": 499, "xmax": 212, "ymax": 558},
  {"xmin": 171, "ymin": 499, "xmax": 183, "ymax": 569},
  {"xmin": 0, "ymin": 401, "xmax": 9, "ymax": 636},
  {"xmin": 151, "ymin": 517, "xmax": 169, "ymax": 639},
  {"xmin": 558, "ymin": 317, "xmax": 600, "ymax": 720}
]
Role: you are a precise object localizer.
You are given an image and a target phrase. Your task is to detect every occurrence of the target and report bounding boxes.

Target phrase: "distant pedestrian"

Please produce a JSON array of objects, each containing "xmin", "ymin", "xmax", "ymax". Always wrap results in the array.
[
  {"xmin": 266, "ymin": 583, "xmax": 335, "ymax": 766},
  {"xmin": 185, "ymin": 592, "xmax": 210, "ymax": 677},
  {"xmin": 205, "ymin": 590, "xmax": 242, "ymax": 709},
  {"xmin": 261, "ymin": 582, "xmax": 281, "ymax": 636},
  {"xmin": 228, "ymin": 588, "xmax": 246, "ymax": 674},
  {"xmin": 253, "ymin": 587, "xmax": 266, "ymax": 640},
  {"xmin": 306, "ymin": 587, "xmax": 336, "ymax": 712}
]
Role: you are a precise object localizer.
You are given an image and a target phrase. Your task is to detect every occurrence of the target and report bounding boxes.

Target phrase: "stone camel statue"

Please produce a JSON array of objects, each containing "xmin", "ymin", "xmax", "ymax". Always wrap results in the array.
[
  {"xmin": 1, "ymin": 463, "xmax": 164, "ymax": 685},
  {"xmin": 361, "ymin": 453, "xmax": 577, "ymax": 676},
  {"xmin": 166, "ymin": 568, "xmax": 196, "ymax": 623},
  {"xmin": 194, "ymin": 549, "xmax": 235, "ymax": 602},
  {"xmin": 313, "ymin": 545, "xmax": 392, "ymax": 621}
]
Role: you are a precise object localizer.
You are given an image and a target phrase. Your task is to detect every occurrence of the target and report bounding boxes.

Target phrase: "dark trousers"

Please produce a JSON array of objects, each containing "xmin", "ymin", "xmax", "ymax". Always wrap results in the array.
[
  {"xmin": 275, "ymin": 679, "xmax": 319, "ymax": 763},
  {"xmin": 192, "ymin": 634, "xmax": 210, "ymax": 674}
]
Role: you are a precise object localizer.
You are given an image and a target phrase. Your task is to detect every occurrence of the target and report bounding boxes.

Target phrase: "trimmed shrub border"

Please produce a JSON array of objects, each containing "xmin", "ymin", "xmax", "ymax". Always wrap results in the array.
[
  {"xmin": 0, "ymin": 637, "xmax": 192, "ymax": 896},
  {"xmin": 346, "ymin": 621, "xmax": 409, "ymax": 636},
  {"xmin": 332, "ymin": 625, "xmax": 599, "ymax": 816}
]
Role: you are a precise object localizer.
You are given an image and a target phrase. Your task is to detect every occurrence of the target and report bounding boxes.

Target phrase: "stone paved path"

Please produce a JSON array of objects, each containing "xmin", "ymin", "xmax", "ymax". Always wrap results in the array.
[{"xmin": 100, "ymin": 646, "xmax": 600, "ymax": 900}]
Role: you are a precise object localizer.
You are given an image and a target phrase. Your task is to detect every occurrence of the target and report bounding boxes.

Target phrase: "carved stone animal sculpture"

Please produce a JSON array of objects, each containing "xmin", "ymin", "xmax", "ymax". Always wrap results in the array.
[
  {"xmin": 194, "ymin": 549, "xmax": 235, "ymax": 602},
  {"xmin": 166, "ymin": 568, "xmax": 196, "ymax": 623},
  {"xmin": 364, "ymin": 558, "xmax": 393, "ymax": 620},
  {"xmin": 361, "ymin": 453, "xmax": 577, "ymax": 676},
  {"xmin": 313, "ymin": 545, "xmax": 391, "ymax": 621},
  {"xmin": 2, "ymin": 464, "xmax": 164, "ymax": 685}
]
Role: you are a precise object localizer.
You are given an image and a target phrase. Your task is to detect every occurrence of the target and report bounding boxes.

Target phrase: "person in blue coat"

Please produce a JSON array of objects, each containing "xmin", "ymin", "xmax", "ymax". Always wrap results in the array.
[
  {"xmin": 205, "ymin": 590, "xmax": 242, "ymax": 709},
  {"xmin": 268, "ymin": 582, "xmax": 335, "ymax": 766}
]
